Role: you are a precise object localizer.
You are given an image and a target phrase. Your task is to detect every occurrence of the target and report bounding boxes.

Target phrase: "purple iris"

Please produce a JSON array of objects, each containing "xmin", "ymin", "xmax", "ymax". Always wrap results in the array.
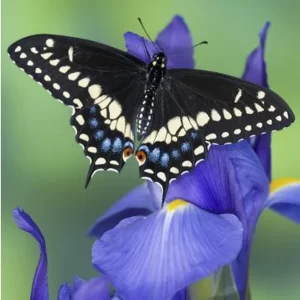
[
  {"xmin": 13, "ymin": 207, "xmax": 194, "ymax": 300},
  {"xmin": 13, "ymin": 208, "xmax": 112, "ymax": 300},
  {"xmin": 89, "ymin": 16, "xmax": 300, "ymax": 300}
]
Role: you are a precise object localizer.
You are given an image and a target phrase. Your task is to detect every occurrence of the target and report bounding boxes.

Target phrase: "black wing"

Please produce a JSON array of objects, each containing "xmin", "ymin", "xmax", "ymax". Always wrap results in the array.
[
  {"xmin": 137, "ymin": 69, "xmax": 295, "ymax": 199},
  {"xmin": 8, "ymin": 35, "xmax": 146, "ymax": 184}
]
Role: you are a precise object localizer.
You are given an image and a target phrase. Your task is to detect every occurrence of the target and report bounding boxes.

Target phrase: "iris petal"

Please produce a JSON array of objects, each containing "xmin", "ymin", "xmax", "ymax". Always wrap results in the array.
[
  {"xmin": 171, "ymin": 289, "xmax": 191, "ymax": 300},
  {"xmin": 242, "ymin": 21, "xmax": 270, "ymax": 87},
  {"xmin": 155, "ymin": 15, "xmax": 194, "ymax": 69},
  {"xmin": 124, "ymin": 32, "xmax": 158, "ymax": 64},
  {"xmin": 250, "ymin": 134, "xmax": 271, "ymax": 181},
  {"xmin": 73, "ymin": 277, "xmax": 111, "ymax": 300},
  {"xmin": 166, "ymin": 141, "xmax": 269, "ymax": 220},
  {"xmin": 92, "ymin": 201, "xmax": 243, "ymax": 300},
  {"xmin": 264, "ymin": 181, "xmax": 300, "ymax": 223},
  {"xmin": 88, "ymin": 182, "xmax": 159, "ymax": 238},
  {"xmin": 242, "ymin": 21, "xmax": 271, "ymax": 179},
  {"xmin": 13, "ymin": 208, "xmax": 49, "ymax": 300},
  {"xmin": 58, "ymin": 283, "xmax": 71, "ymax": 300}
]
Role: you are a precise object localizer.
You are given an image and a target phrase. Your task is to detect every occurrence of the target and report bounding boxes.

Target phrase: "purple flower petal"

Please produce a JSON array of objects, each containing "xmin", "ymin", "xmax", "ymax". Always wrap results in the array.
[
  {"xmin": 165, "ymin": 141, "xmax": 268, "ymax": 300},
  {"xmin": 250, "ymin": 134, "xmax": 271, "ymax": 181},
  {"xmin": 88, "ymin": 182, "xmax": 160, "ymax": 238},
  {"xmin": 92, "ymin": 201, "xmax": 243, "ymax": 300},
  {"xmin": 166, "ymin": 141, "xmax": 269, "ymax": 221},
  {"xmin": 124, "ymin": 15, "xmax": 194, "ymax": 68},
  {"xmin": 242, "ymin": 22, "xmax": 271, "ymax": 180},
  {"xmin": 73, "ymin": 277, "xmax": 111, "ymax": 300},
  {"xmin": 242, "ymin": 22, "xmax": 270, "ymax": 87},
  {"xmin": 124, "ymin": 32, "xmax": 158, "ymax": 64},
  {"xmin": 13, "ymin": 208, "xmax": 49, "ymax": 300},
  {"xmin": 58, "ymin": 283, "xmax": 71, "ymax": 300},
  {"xmin": 264, "ymin": 182, "xmax": 300, "ymax": 223},
  {"xmin": 171, "ymin": 289, "xmax": 191, "ymax": 300},
  {"xmin": 58, "ymin": 277, "xmax": 110, "ymax": 300},
  {"xmin": 155, "ymin": 15, "xmax": 194, "ymax": 69}
]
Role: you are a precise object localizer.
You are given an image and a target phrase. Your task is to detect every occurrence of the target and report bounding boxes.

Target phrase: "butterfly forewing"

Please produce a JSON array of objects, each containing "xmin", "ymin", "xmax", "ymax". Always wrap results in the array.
[
  {"xmin": 167, "ymin": 69, "xmax": 295, "ymax": 145},
  {"xmin": 8, "ymin": 35, "xmax": 146, "ymax": 183}
]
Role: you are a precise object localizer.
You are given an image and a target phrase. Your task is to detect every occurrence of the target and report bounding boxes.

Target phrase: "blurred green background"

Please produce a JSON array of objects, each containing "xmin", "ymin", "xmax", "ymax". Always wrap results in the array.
[{"xmin": 2, "ymin": 0, "xmax": 300, "ymax": 299}]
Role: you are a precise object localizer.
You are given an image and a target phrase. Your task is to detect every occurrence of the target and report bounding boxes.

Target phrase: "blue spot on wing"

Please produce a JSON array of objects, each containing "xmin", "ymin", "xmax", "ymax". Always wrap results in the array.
[
  {"xmin": 181, "ymin": 142, "xmax": 191, "ymax": 152},
  {"xmin": 101, "ymin": 138, "xmax": 111, "ymax": 152},
  {"xmin": 113, "ymin": 138, "xmax": 122, "ymax": 153},
  {"xmin": 149, "ymin": 148, "xmax": 160, "ymax": 162},
  {"xmin": 94, "ymin": 130, "xmax": 104, "ymax": 140},
  {"xmin": 124, "ymin": 141, "xmax": 134, "ymax": 149},
  {"xmin": 89, "ymin": 106, "xmax": 97, "ymax": 114},
  {"xmin": 171, "ymin": 149, "xmax": 180, "ymax": 160},
  {"xmin": 89, "ymin": 118, "xmax": 99, "ymax": 129},
  {"xmin": 160, "ymin": 153, "xmax": 169, "ymax": 167},
  {"xmin": 138, "ymin": 145, "xmax": 150, "ymax": 154},
  {"xmin": 191, "ymin": 131, "xmax": 199, "ymax": 140}
]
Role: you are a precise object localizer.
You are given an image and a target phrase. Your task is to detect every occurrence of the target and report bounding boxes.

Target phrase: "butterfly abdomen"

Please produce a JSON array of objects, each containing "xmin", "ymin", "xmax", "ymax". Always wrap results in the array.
[{"xmin": 136, "ymin": 52, "xmax": 167, "ymax": 138}]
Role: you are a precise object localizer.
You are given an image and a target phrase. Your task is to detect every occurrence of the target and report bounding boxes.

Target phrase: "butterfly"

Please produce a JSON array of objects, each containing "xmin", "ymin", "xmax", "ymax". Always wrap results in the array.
[{"xmin": 7, "ymin": 34, "xmax": 295, "ymax": 201}]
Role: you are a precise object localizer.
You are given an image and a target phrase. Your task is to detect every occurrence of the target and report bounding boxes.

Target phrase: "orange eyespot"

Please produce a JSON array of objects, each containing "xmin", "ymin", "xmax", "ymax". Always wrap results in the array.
[
  {"xmin": 135, "ymin": 150, "xmax": 147, "ymax": 166},
  {"xmin": 122, "ymin": 147, "xmax": 133, "ymax": 161}
]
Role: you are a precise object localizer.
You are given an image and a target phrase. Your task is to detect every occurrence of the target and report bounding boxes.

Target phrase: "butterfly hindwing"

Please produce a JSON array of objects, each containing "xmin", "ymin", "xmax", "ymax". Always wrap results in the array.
[
  {"xmin": 71, "ymin": 104, "xmax": 134, "ymax": 185},
  {"xmin": 136, "ymin": 89, "xmax": 208, "ymax": 196},
  {"xmin": 8, "ymin": 35, "xmax": 146, "ymax": 184}
]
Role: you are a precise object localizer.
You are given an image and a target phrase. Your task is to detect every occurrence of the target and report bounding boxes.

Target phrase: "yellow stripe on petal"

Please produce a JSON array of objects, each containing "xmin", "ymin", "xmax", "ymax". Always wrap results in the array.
[
  {"xmin": 167, "ymin": 199, "xmax": 189, "ymax": 211},
  {"xmin": 270, "ymin": 178, "xmax": 300, "ymax": 193}
]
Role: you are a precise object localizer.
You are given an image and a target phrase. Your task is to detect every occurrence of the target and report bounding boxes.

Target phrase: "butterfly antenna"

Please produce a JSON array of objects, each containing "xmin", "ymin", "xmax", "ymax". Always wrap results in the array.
[
  {"xmin": 168, "ymin": 40, "xmax": 208, "ymax": 56},
  {"xmin": 137, "ymin": 17, "xmax": 162, "ymax": 53},
  {"xmin": 140, "ymin": 36, "xmax": 151, "ymax": 61}
]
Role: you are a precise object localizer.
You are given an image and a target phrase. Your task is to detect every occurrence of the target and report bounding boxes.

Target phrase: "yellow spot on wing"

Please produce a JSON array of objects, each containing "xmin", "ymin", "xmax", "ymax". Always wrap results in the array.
[
  {"xmin": 167, "ymin": 199, "xmax": 189, "ymax": 211},
  {"xmin": 270, "ymin": 178, "xmax": 300, "ymax": 193}
]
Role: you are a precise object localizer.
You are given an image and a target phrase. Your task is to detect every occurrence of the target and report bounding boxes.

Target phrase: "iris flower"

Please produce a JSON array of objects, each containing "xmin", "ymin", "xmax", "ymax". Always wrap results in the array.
[
  {"xmin": 13, "ymin": 208, "xmax": 114, "ymax": 300},
  {"xmin": 13, "ymin": 207, "xmax": 198, "ymax": 299},
  {"xmin": 89, "ymin": 16, "xmax": 300, "ymax": 300}
]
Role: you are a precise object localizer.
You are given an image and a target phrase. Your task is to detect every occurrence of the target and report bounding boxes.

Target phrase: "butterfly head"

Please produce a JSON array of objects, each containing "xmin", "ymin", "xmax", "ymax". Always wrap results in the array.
[{"xmin": 151, "ymin": 52, "xmax": 167, "ymax": 69}]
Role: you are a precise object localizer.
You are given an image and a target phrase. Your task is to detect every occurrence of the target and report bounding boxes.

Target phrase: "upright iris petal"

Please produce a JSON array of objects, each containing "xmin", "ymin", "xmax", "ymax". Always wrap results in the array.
[
  {"xmin": 13, "ymin": 207, "xmax": 112, "ymax": 300},
  {"xmin": 125, "ymin": 15, "xmax": 194, "ymax": 69},
  {"xmin": 242, "ymin": 22, "xmax": 271, "ymax": 180},
  {"xmin": 155, "ymin": 15, "xmax": 194, "ymax": 69},
  {"xmin": 13, "ymin": 208, "xmax": 49, "ymax": 300},
  {"xmin": 92, "ymin": 201, "xmax": 243, "ymax": 300}
]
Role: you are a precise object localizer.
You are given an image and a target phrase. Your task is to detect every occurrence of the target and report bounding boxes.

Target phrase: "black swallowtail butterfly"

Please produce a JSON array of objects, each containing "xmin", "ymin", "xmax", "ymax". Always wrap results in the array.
[{"xmin": 7, "ymin": 34, "xmax": 294, "ymax": 200}]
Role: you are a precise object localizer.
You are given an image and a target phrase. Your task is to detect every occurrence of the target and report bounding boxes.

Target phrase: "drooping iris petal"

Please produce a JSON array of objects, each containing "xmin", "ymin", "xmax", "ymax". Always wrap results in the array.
[
  {"xmin": 13, "ymin": 208, "xmax": 49, "ymax": 300},
  {"xmin": 264, "ymin": 180, "xmax": 300, "ymax": 223},
  {"xmin": 88, "ymin": 182, "xmax": 160, "ymax": 237},
  {"xmin": 155, "ymin": 15, "xmax": 194, "ymax": 69},
  {"xmin": 124, "ymin": 32, "xmax": 158, "ymax": 64},
  {"xmin": 166, "ymin": 141, "xmax": 269, "ymax": 220},
  {"xmin": 165, "ymin": 141, "xmax": 268, "ymax": 300},
  {"xmin": 92, "ymin": 201, "xmax": 243, "ymax": 300}
]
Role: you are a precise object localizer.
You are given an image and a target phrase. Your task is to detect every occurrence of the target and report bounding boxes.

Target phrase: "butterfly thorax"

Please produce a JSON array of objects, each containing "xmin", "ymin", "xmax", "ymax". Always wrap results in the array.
[{"xmin": 136, "ymin": 52, "xmax": 167, "ymax": 139}]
